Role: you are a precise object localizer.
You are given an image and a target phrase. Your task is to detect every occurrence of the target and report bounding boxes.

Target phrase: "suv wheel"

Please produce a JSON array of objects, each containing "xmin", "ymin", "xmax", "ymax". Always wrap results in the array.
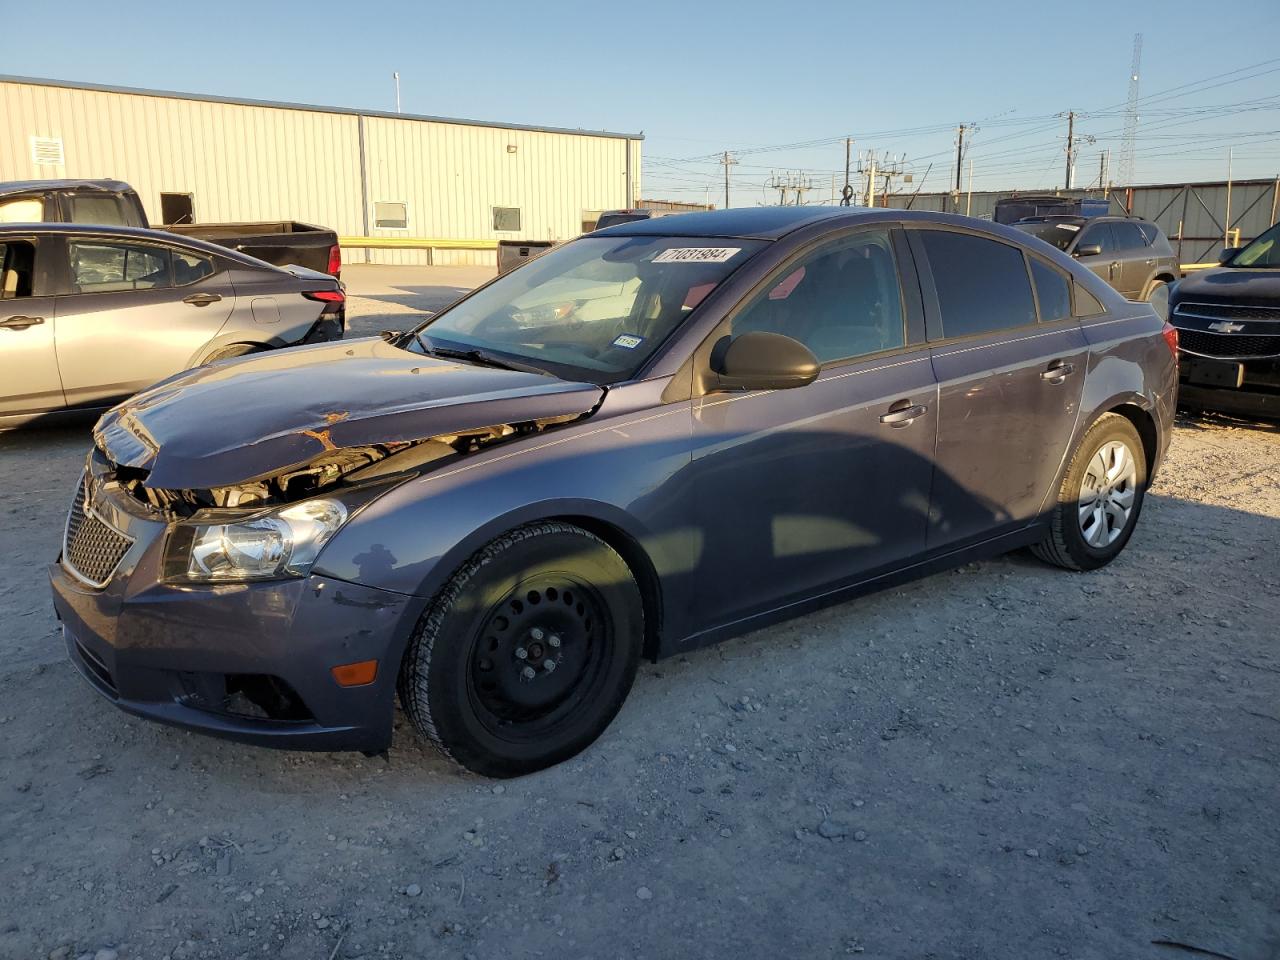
[
  {"xmin": 398, "ymin": 522, "xmax": 643, "ymax": 777},
  {"xmin": 1032, "ymin": 414, "xmax": 1148, "ymax": 571}
]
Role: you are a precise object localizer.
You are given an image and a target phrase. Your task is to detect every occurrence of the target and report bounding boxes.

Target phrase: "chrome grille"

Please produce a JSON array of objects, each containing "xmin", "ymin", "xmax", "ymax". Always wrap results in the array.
[
  {"xmin": 1178, "ymin": 329, "xmax": 1280, "ymax": 359},
  {"xmin": 63, "ymin": 476, "xmax": 133, "ymax": 588},
  {"xmin": 1174, "ymin": 301, "xmax": 1280, "ymax": 323}
]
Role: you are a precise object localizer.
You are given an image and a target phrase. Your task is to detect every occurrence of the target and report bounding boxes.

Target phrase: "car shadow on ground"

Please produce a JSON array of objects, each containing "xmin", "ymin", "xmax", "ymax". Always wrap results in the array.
[{"xmin": 1176, "ymin": 406, "xmax": 1280, "ymax": 434}]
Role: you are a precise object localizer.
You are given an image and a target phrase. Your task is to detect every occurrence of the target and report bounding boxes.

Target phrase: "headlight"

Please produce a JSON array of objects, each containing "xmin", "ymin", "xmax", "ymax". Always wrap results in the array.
[{"xmin": 168, "ymin": 499, "xmax": 349, "ymax": 582}]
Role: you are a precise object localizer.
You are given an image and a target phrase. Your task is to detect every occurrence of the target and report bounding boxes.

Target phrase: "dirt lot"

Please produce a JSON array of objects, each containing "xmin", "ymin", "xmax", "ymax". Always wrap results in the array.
[{"xmin": 1, "ymin": 266, "xmax": 1278, "ymax": 960}]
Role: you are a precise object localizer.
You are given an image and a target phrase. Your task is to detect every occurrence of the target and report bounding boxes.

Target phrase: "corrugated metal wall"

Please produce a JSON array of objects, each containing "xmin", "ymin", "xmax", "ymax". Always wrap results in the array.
[
  {"xmin": 884, "ymin": 179, "xmax": 1280, "ymax": 263},
  {"xmin": 0, "ymin": 78, "xmax": 641, "ymax": 267}
]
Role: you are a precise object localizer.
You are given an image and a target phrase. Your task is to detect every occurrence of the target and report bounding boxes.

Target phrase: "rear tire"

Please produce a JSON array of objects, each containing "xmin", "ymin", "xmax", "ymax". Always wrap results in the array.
[
  {"xmin": 398, "ymin": 522, "xmax": 643, "ymax": 777},
  {"xmin": 1032, "ymin": 414, "xmax": 1148, "ymax": 571}
]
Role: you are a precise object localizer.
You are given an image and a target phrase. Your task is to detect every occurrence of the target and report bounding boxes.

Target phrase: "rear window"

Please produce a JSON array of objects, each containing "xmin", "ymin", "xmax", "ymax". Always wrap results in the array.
[
  {"xmin": 921, "ymin": 230, "xmax": 1037, "ymax": 338},
  {"xmin": 67, "ymin": 195, "xmax": 131, "ymax": 227}
]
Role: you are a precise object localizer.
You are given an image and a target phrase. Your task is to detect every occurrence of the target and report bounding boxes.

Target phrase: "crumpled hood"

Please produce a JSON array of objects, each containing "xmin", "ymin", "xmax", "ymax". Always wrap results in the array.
[
  {"xmin": 94, "ymin": 337, "xmax": 605, "ymax": 489},
  {"xmin": 1175, "ymin": 267, "xmax": 1280, "ymax": 306}
]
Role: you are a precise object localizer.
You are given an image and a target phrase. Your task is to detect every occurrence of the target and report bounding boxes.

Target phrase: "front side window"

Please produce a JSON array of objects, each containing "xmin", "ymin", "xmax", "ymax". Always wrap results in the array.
[
  {"xmin": 1030, "ymin": 258, "xmax": 1072, "ymax": 322},
  {"xmin": 409, "ymin": 235, "xmax": 767, "ymax": 384},
  {"xmin": 730, "ymin": 229, "xmax": 905, "ymax": 363},
  {"xmin": 1076, "ymin": 222, "xmax": 1116, "ymax": 255},
  {"xmin": 0, "ymin": 240, "xmax": 37, "ymax": 299},
  {"xmin": 69, "ymin": 242, "xmax": 171, "ymax": 293},
  {"xmin": 1231, "ymin": 222, "xmax": 1280, "ymax": 268},
  {"xmin": 921, "ymin": 230, "xmax": 1037, "ymax": 338}
]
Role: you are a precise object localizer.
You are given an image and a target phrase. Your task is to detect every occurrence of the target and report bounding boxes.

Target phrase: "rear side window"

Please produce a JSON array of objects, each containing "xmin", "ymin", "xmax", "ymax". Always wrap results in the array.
[
  {"xmin": 1137, "ymin": 222, "xmax": 1160, "ymax": 245},
  {"xmin": 1111, "ymin": 221, "xmax": 1147, "ymax": 251},
  {"xmin": 920, "ymin": 230, "xmax": 1036, "ymax": 338},
  {"xmin": 69, "ymin": 242, "xmax": 172, "ymax": 293},
  {"xmin": 1074, "ymin": 284, "xmax": 1106, "ymax": 317},
  {"xmin": 0, "ymin": 240, "xmax": 37, "ymax": 299},
  {"xmin": 173, "ymin": 249, "xmax": 215, "ymax": 285},
  {"xmin": 1030, "ymin": 258, "xmax": 1072, "ymax": 322}
]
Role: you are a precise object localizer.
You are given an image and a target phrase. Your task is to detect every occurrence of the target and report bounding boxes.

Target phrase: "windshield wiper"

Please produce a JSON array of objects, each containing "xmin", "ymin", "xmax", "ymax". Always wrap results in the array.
[{"xmin": 414, "ymin": 335, "xmax": 550, "ymax": 376}]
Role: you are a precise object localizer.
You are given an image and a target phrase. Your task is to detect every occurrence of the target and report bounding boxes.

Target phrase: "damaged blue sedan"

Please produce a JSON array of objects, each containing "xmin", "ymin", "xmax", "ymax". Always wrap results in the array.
[{"xmin": 50, "ymin": 207, "xmax": 1177, "ymax": 776}]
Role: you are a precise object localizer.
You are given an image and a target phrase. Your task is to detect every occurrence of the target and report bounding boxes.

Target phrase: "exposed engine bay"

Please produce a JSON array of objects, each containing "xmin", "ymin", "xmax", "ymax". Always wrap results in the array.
[{"xmin": 110, "ymin": 414, "xmax": 584, "ymax": 518}]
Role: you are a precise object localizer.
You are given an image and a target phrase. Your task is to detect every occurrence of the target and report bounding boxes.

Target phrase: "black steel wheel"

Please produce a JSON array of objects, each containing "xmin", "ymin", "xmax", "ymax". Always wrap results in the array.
[{"xmin": 398, "ymin": 522, "xmax": 643, "ymax": 777}]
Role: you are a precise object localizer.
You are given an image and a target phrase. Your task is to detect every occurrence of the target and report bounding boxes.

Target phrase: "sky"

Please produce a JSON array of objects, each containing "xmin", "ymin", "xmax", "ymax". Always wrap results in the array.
[{"xmin": 3, "ymin": 0, "xmax": 1279, "ymax": 206}]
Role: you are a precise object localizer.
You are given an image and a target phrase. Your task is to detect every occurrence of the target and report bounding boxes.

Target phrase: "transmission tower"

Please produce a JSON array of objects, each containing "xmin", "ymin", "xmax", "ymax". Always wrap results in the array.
[{"xmin": 1118, "ymin": 33, "xmax": 1142, "ymax": 187}]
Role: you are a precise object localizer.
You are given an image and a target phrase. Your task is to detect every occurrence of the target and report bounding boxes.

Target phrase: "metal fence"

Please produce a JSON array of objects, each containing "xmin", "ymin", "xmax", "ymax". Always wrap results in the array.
[{"xmin": 884, "ymin": 178, "xmax": 1280, "ymax": 265}]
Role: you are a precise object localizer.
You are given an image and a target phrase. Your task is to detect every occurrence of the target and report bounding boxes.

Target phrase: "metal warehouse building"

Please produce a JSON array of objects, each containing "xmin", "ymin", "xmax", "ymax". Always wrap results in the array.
[{"xmin": 0, "ymin": 75, "xmax": 643, "ymax": 266}]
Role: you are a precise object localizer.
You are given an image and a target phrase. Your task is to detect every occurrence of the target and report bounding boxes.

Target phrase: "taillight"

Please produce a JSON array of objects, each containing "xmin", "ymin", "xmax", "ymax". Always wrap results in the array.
[
  {"xmin": 1161, "ymin": 321, "xmax": 1179, "ymax": 355},
  {"xmin": 326, "ymin": 243, "xmax": 342, "ymax": 278},
  {"xmin": 303, "ymin": 289, "xmax": 345, "ymax": 303}
]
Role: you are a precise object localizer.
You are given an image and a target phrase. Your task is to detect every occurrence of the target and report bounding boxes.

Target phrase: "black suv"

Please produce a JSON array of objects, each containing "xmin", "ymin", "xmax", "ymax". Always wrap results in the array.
[
  {"xmin": 1012, "ymin": 215, "xmax": 1179, "ymax": 314},
  {"xmin": 1167, "ymin": 221, "xmax": 1280, "ymax": 418}
]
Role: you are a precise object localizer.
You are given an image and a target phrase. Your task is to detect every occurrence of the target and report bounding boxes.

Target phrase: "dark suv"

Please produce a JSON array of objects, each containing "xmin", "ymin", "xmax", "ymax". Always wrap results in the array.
[
  {"xmin": 1012, "ymin": 215, "xmax": 1178, "ymax": 314},
  {"xmin": 1167, "ymin": 221, "xmax": 1280, "ymax": 417}
]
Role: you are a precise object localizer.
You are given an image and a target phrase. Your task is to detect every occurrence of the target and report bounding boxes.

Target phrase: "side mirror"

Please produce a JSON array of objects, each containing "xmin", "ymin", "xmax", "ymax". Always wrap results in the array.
[
  {"xmin": 1217, "ymin": 246, "xmax": 1242, "ymax": 264},
  {"xmin": 380, "ymin": 330, "xmax": 403, "ymax": 341},
  {"xmin": 710, "ymin": 331, "xmax": 820, "ymax": 391},
  {"xmin": 1074, "ymin": 243, "xmax": 1103, "ymax": 258}
]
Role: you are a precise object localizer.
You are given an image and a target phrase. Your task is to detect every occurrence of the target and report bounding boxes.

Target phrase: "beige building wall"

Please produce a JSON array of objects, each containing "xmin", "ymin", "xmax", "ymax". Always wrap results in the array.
[{"xmin": 0, "ymin": 77, "xmax": 641, "ymax": 267}]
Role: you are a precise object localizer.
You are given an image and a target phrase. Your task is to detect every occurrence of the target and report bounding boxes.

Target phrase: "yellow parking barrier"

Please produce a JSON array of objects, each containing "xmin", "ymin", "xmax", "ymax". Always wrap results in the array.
[{"xmin": 338, "ymin": 236, "xmax": 498, "ymax": 250}]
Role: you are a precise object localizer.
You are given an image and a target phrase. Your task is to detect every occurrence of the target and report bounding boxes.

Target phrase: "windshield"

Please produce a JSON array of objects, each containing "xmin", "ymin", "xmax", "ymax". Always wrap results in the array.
[
  {"xmin": 1011, "ymin": 220, "xmax": 1082, "ymax": 252},
  {"xmin": 405, "ymin": 235, "xmax": 767, "ymax": 384},
  {"xmin": 1230, "ymin": 223, "xmax": 1280, "ymax": 268}
]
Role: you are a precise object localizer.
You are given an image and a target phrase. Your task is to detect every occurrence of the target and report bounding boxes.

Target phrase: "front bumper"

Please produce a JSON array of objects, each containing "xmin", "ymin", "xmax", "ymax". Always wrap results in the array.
[
  {"xmin": 1177, "ymin": 353, "xmax": 1280, "ymax": 419},
  {"xmin": 49, "ymin": 487, "xmax": 424, "ymax": 752}
]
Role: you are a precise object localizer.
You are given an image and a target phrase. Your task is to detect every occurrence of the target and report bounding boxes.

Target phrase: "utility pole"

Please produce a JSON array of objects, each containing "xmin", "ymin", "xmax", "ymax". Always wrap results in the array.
[
  {"xmin": 954, "ymin": 124, "xmax": 966, "ymax": 212},
  {"xmin": 720, "ymin": 151, "xmax": 737, "ymax": 209},
  {"xmin": 966, "ymin": 156, "xmax": 974, "ymax": 217},
  {"xmin": 393, "ymin": 72, "xmax": 401, "ymax": 113},
  {"xmin": 866, "ymin": 152, "xmax": 877, "ymax": 207},
  {"xmin": 842, "ymin": 138, "xmax": 854, "ymax": 205},
  {"xmin": 1225, "ymin": 147, "xmax": 1234, "ymax": 246},
  {"xmin": 857, "ymin": 151, "xmax": 908, "ymax": 208},
  {"xmin": 1064, "ymin": 111, "xmax": 1075, "ymax": 189}
]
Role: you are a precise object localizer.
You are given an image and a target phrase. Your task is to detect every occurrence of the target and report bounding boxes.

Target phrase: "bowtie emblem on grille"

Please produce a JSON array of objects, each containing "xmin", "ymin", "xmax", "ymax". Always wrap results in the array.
[{"xmin": 1207, "ymin": 321, "xmax": 1246, "ymax": 333}]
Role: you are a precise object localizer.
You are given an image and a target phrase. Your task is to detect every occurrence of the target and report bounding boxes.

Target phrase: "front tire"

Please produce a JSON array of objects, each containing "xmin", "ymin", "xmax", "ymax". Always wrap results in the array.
[
  {"xmin": 1032, "ymin": 414, "xmax": 1148, "ymax": 571},
  {"xmin": 398, "ymin": 522, "xmax": 643, "ymax": 777}
]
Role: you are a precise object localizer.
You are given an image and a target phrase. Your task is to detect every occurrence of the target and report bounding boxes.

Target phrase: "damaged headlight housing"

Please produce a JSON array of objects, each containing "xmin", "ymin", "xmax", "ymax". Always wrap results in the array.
[{"xmin": 167, "ymin": 499, "xmax": 349, "ymax": 582}]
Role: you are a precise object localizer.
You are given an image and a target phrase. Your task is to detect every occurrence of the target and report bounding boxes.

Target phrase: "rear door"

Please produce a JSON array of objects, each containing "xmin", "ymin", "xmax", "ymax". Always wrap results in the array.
[
  {"xmin": 0, "ymin": 236, "xmax": 63, "ymax": 416},
  {"xmin": 689, "ymin": 226, "xmax": 938, "ymax": 631},
  {"xmin": 51, "ymin": 236, "xmax": 235, "ymax": 406},
  {"xmin": 1110, "ymin": 220, "xmax": 1152, "ymax": 299},
  {"xmin": 1073, "ymin": 221, "xmax": 1121, "ymax": 292},
  {"xmin": 912, "ymin": 227, "xmax": 1087, "ymax": 549}
]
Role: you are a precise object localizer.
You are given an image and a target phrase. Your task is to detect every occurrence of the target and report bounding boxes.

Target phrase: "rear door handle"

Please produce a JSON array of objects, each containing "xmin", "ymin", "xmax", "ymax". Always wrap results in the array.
[
  {"xmin": 0, "ymin": 315, "xmax": 44, "ymax": 330},
  {"xmin": 1040, "ymin": 361, "xmax": 1075, "ymax": 384},
  {"xmin": 183, "ymin": 293, "xmax": 222, "ymax": 307},
  {"xmin": 879, "ymin": 400, "xmax": 929, "ymax": 427}
]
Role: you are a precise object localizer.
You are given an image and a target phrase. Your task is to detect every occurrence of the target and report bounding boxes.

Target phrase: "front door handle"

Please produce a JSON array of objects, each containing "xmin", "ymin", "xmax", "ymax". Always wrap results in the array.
[
  {"xmin": 0, "ymin": 315, "xmax": 45, "ymax": 330},
  {"xmin": 879, "ymin": 399, "xmax": 929, "ymax": 427},
  {"xmin": 1040, "ymin": 361, "xmax": 1076, "ymax": 384},
  {"xmin": 183, "ymin": 293, "xmax": 222, "ymax": 307}
]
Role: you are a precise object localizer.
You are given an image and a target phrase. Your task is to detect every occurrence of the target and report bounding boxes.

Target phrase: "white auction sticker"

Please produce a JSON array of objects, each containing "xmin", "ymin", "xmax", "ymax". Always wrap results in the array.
[
  {"xmin": 612, "ymin": 334, "xmax": 644, "ymax": 349},
  {"xmin": 652, "ymin": 247, "xmax": 742, "ymax": 264},
  {"xmin": 1055, "ymin": 223, "xmax": 1081, "ymax": 232}
]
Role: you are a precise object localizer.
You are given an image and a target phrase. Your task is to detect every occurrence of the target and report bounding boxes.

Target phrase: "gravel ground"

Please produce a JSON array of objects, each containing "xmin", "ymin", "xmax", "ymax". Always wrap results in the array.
[{"xmin": 1, "ymin": 267, "xmax": 1277, "ymax": 960}]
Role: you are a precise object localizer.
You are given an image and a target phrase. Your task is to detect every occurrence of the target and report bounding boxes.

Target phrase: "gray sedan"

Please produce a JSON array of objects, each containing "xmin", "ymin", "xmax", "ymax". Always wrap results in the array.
[{"xmin": 0, "ymin": 223, "xmax": 345, "ymax": 425}]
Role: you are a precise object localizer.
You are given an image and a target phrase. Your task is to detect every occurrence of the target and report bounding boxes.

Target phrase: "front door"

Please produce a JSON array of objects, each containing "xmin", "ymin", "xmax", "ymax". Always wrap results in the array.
[
  {"xmin": 912, "ymin": 228, "xmax": 1087, "ymax": 549},
  {"xmin": 52, "ymin": 237, "xmax": 234, "ymax": 407},
  {"xmin": 1073, "ymin": 221, "xmax": 1121, "ymax": 292},
  {"xmin": 0, "ymin": 236, "xmax": 63, "ymax": 416},
  {"xmin": 690, "ymin": 227, "xmax": 938, "ymax": 633}
]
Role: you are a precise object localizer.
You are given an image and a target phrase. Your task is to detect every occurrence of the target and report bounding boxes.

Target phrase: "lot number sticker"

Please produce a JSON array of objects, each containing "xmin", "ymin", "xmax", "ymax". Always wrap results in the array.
[
  {"xmin": 613, "ymin": 334, "xmax": 644, "ymax": 349},
  {"xmin": 652, "ymin": 247, "xmax": 742, "ymax": 264}
]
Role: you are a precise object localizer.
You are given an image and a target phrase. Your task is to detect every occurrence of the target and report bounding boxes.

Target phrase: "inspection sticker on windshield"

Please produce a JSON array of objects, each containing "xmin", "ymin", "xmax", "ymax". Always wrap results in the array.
[
  {"xmin": 652, "ymin": 247, "xmax": 742, "ymax": 264},
  {"xmin": 613, "ymin": 334, "xmax": 645, "ymax": 349},
  {"xmin": 1056, "ymin": 223, "xmax": 1081, "ymax": 232}
]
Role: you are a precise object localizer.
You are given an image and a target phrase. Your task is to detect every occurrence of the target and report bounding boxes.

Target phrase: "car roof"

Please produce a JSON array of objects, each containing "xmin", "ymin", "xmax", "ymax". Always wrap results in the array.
[
  {"xmin": 594, "ymin": 206, "xmax": 853, "ymax": 240},
  {"xmin": 0, "ymin": 178, "xmax": 134, "ymax": 198},
  {"xmin": 0, "ymin": 221, "xmax": 273, "ymax": 266}
]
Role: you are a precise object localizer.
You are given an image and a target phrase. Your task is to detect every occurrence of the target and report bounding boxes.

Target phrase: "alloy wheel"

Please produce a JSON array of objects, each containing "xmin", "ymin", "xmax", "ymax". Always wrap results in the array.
[{"xmin": 1078, "ymin": 439, "xmax": 1138, "ymax": 548}]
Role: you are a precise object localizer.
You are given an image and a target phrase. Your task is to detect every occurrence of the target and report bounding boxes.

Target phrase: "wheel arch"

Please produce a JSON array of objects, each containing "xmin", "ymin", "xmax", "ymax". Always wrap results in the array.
[{"xmin": 1105, "ymin": 401, "xmax": 1159, "ymax": 477}]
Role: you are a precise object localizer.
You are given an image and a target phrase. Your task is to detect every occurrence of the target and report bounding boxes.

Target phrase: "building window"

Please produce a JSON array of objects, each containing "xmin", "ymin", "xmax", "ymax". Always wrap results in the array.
[
  {"xmin": 581, "ymin": 210, "xmax": 603, "ymax": 233},
  {"xmin": 160, "ymin": 192, "xmax": 195, "ymax": 225},
  {"xmin": 493, "ymin": 207, "xmax": 522, "ymax": 232},
  {"xmin": 374, "ymin": 201, "xmax": 408, "ymax": 229}
]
